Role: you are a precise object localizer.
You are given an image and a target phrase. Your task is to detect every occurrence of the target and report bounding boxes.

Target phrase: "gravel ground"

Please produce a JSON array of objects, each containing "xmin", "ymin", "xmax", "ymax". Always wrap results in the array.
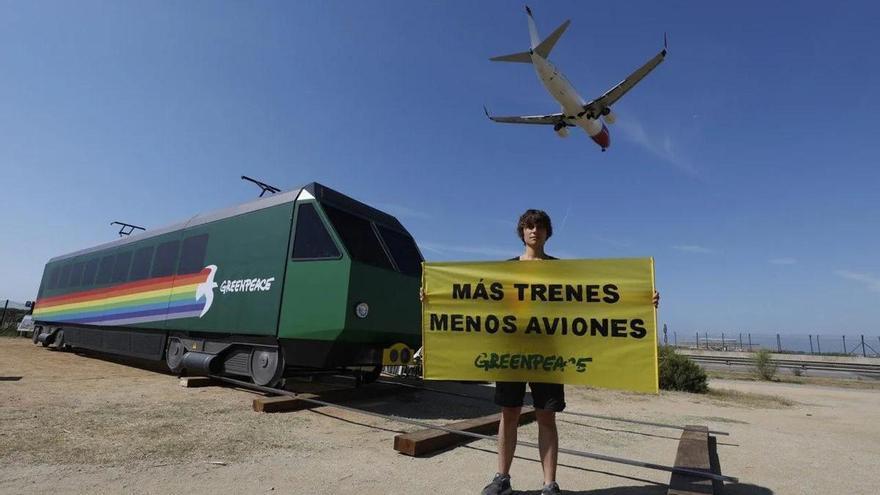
[{"xmin": 1, "ymin": 338, "xmax": 878, "ymax": 494}]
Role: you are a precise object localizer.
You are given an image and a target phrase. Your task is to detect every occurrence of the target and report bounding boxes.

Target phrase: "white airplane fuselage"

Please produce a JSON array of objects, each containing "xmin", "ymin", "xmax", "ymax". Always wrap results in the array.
[{"xmin": 530, "ymin": 52, "xmax": 610, "ymax": 149}]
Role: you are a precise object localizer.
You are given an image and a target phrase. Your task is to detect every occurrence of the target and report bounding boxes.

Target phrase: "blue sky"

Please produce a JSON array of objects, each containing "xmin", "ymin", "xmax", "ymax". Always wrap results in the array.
[{"xmin": 2, "ymin": 1, "xmax": 878, "ymax": 334}]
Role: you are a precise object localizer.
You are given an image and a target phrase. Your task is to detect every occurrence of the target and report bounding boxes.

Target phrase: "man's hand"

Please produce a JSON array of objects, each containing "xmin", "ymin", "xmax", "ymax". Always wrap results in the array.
[
  {"xmin": 653, "ymin": 290, "xmax": 660, "ymax": 308},
  {"xmin": 419, "ymin": 287, "xmax": 425, "ymax": 302}
]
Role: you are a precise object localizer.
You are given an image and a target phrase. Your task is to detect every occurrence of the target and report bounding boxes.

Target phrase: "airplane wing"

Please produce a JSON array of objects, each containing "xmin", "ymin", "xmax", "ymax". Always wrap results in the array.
[
  {"xmin": 582, "ymin": 41, "xmax": 667, "ymax": 118},
  {"xmin": 483, "ymin": 107, "xmax": 570, "ymax": 126}
]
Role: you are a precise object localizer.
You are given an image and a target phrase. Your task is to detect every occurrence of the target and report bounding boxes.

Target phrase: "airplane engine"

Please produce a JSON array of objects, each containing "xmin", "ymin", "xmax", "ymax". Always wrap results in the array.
[
  {"xmin": 602, "ymin": 108, "xmax": 617, "ymax": 124},
  {"xmin": 555, "ymin": 126, "xmax": 570, "ymax": 138}
]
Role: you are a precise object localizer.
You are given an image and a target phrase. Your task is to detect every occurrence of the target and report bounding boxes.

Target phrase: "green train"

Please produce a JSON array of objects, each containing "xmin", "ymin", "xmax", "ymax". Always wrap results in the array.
[{"xmin": 31, "ymin": 183, "xmax": 422, "ymax": 386}]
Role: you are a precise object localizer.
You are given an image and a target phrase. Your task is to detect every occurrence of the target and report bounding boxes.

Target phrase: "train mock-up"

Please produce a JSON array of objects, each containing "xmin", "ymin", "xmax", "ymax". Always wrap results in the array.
[{"xmin": 30, "ymin": 183, "xmax": 422, "ymax": 386}]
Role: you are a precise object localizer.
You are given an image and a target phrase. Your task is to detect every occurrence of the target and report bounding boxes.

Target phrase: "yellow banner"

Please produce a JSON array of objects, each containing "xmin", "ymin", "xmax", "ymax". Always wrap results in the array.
[{"xmin": 422, "ymin": 258, "xmax": 658, "ymax": 393}]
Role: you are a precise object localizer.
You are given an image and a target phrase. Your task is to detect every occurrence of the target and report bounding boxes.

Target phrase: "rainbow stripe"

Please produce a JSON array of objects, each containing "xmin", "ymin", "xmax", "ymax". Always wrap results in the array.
[{"xmin": 33, "ymin": 268, "xmax": 212, "ymax": 326}]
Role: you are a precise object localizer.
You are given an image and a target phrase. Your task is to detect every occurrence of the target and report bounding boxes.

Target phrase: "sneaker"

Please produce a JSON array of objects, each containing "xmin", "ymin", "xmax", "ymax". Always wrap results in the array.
[
  {"xmin": 480, "ymin": 473, "xmax": 512, "ymax": 495},
  {"xmin": 541, "ymin": 481, "xmax": 561, "ymax": 495}
]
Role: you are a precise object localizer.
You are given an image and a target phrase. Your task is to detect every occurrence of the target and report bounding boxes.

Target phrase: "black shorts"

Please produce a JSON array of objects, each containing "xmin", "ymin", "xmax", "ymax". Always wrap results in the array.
[{"xmin": 494, "ymin": 381, "xmax": 566, "ymax": 412}]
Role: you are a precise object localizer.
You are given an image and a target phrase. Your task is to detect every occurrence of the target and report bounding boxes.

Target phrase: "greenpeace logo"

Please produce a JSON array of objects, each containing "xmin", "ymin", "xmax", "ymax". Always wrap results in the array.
[
  {"xmin": 219, "ymin": 277, "xmax": 276, "ymax": 294},
  {"xmin": 474, "ymin": 352, "xmax": 592, "ymax": 373}
]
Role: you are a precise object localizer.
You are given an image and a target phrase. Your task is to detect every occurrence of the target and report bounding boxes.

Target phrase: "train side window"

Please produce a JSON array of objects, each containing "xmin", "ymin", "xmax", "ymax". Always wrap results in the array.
[
  {"xmin": 322, "ymin": 204, "xmax": 393, "ymax": 269},
  {"xmin": 59, "ymin": 264, "xmax": 72, "ymax": 288},
  {"xmin": 130, "ymin": 246, "xmax": 154, "ymax": 281},
  {"xmin": 48, "ymin": 267, "xmax": 61, "ymax": 290},
  {"xmin": 83, "ymin": 258, "xmax": 100, "ymax": 286},
  {"xmin": 152, "ymin": 240, "xmax": 180, "ymax": 277},
  {"xmin": 178, "ymin": 234, "xmax": 209, "ymax": 274},
  {"xmin": 292, "ymin": 203, "xmax": 340, "ymax": 260},
  {"xmin": 377, "ymin": 226, "xmax": 423, "ymax": 277},
  {"xmin": 96, "ymin": 255, "xmax": 115, "ymax": 284},
  {"xmin": 69, "ymin": 262, "xmax": 85, "ymax": 287},
  {"xmin": 111, "ymin": 251, "xmax": 133, "ymax": 283}
]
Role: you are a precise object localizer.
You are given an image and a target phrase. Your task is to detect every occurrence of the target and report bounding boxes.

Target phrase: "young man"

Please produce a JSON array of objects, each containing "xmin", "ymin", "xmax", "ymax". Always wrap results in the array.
[{"xmin": 481, "ymin": 209, "xmax": 659, "ymax": 495}]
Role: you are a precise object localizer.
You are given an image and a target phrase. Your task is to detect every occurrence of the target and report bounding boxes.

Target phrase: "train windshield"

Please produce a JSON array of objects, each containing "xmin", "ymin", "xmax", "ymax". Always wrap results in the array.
[
  {"xmin": 376, "ymin": 226, "xmax": 422, "ymax": 277},
  {"xmin": 322, "ymin": 204, "xmax": 394, "ymax": 270}
]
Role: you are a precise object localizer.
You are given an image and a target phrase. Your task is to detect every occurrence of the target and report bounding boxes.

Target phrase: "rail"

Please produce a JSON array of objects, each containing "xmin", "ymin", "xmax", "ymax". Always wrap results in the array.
[{"xmin": 209, "ymin": 374, "xmax": 738, "ymax": 484}]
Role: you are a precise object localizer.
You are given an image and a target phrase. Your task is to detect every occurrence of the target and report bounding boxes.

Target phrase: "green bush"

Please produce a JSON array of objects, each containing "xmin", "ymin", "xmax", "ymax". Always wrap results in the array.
[
  {"xmin": 753, "ymin": 349, "xmax": 778, "ymax": 380},
  {"xmin": 658, "ymin": 346, "xmax": 708, "ymax": 393}
]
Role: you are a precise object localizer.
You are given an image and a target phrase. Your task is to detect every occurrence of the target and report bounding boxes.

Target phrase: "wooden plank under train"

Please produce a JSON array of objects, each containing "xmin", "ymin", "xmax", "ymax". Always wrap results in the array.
[
  {"xmin": 253, "ymin": 382, "xmax": 410, "ymax": 413},
  {"xmin": 178, "ymin": 376, "xmax": 216, "ymax": 388},
  {"xmin": 394, "ymin": 407, "xmax": 536, "ymax": 457},
  {"xmin": 668, "ymin": 425, "xmax": 723, "ymax": 495}
]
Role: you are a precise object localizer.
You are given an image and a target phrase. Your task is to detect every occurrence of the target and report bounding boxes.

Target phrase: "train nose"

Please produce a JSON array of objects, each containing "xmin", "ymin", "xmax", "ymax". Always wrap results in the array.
[{"xmin": 590, "ymin": 123, "xmax": 611, "ymax": 150}]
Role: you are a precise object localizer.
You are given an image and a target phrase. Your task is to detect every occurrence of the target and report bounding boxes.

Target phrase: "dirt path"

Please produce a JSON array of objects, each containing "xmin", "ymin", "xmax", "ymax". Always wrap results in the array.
[{"xmin": 2, "ymin": 338, "xmax": 878, "ymax": 494}]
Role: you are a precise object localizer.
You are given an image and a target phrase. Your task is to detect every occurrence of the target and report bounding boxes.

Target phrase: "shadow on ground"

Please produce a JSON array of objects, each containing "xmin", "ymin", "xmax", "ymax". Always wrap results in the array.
[{"xmin": 509, "ymin": 484, "xmax": 771, "ymax": 494}]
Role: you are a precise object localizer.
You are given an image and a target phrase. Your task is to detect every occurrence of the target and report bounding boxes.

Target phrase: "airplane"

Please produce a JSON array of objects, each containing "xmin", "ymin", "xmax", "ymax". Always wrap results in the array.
[{"xmin": 485, "ymin": 6, "xmax": 667, "ymax": 151}]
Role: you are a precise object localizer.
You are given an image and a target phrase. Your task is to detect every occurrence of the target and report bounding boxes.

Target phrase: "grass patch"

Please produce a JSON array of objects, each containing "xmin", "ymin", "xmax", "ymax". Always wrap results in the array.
[
  {"xmin": 707, "ymin": 369, "xmax": 880, "ymax": 390},
  {"xmin": 707, "ymin": 388, "xmax": 796, "ymax": 408}
]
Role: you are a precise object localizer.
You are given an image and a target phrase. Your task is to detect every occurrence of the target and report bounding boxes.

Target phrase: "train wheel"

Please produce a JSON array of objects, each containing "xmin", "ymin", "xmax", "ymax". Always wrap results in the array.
[
  {"xmin": 32, "ymin": 326, "xmax": 42, "ymax": 344},
  {"xmin": 250, "ymin": 347, "xmax": 284, "ymax": 387},
  {"xmin": 40, "ymin": 330, "xmax": 55, "ymax": 347},
  {"xmin": 166, "ymin": 338, "xmax": 186, "ymax": 373},
  {"xmin": 53, "ymin": 330, "xmax": 65, "ymax": 350},
  {"xmin": 357, "ymin": 366, "xmax": 382, "ymax": 386}
]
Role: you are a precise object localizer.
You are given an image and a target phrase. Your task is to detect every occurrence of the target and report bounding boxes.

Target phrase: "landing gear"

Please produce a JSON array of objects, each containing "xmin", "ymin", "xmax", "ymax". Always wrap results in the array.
[
  {"xmin": 553, "ymin": 122, "xmax": 565, "ymax": 132},
  {"xmin": 249, "ymin": 347, "xmax": 284, "ymax": 387},
  {"xmin": 601, "ymin": 148, "xmax": 606, "ymax": 152}
]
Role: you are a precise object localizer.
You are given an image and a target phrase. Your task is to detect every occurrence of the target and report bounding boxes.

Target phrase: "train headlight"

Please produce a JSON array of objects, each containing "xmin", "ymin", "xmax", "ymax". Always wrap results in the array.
[{"xmin": 355, "ymin": 302, "xmax": 369, "ymax": 319}]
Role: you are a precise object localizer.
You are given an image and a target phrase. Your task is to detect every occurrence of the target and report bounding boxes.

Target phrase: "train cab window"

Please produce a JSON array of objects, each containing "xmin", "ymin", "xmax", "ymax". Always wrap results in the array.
[
  {"xmin": 178, "ymin": 234, "xmax": 209, "ymax": 274},
  {"xmin": 322, "ymin": 204, "xmax": 393, "ymax": 270},
  {"xmin": 96, "ymin": 255, "xmax": 115, "ymax": 284},
  {"xmin": 69, "ymin": 262, "xmax": 85, "ymax": 287},
  {"xmin": 83, "ymin": 258, "xmax": 100, "ymax": 287},
  {"xmin": 152, "ymin": 240, "xmax": 180, "ymax": 277},
  {"xmin": 292, "ymin": 203, "xmax": 340, "ymax": 260},
  {"xmin": 377, "ymin": 226, "xmax": 423, "ymax": 277},
  {"xmin": 130, "ymin": 246, "xmax": 155, "ymax": 281},
  {"xmin": 59, "ymin": 264, "xmax": 72, "ymax": 288},
  {"xmin": 48, "ymin": 267, "xmax": 61, "ymax": 290},
  {"xmin": 111, "ymin": 251, "xmax": 133, "ymax": 283}
]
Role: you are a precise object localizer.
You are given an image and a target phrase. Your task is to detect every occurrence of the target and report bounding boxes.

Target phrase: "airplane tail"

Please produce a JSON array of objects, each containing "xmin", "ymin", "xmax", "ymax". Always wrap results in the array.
[
  {"xmin": 526, "ymin": 5, "xmax": 541, "ymax": 49},
  {"xmin": 534, "ymin": 19, "xmax": 570, "ymax": 58},
  {"xmin": 489, "ymin": 7, "xmax": 570, "ymax": 63}
]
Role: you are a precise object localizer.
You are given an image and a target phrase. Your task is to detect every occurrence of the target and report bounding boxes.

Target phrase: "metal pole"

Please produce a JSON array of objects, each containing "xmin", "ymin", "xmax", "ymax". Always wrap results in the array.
[
  {"xmin": 748, "ymin": 333, "xmax": 753, "ymax": 352},
  {"xmin": 817, "ymin": 335, "xmax": 821, "ymax": 354},
  {"xmin": 862, "ymin": 335, "xmax": 867, "ymax": 357},
  {"xmin": 721, "ymin": 332, "xmax": 726, "ymax": 351},
  {"xmin": 695, "ymin": 332, "xmax": 699, "ymax": 348},
  {"xmin": 777, "ymin": 333, "xmax": 782, "ymax": 353},
  {"xmin": 809, "ymin": 335, "xmax": 814, "ymax": 354},
  {"xmin": 843, "ymin": 335, "xmax": 847, "ymax": 355},
  {"xmin": 705, "ymin": 331, "xmax": 709, "ymax": 350},
  {"xmin": 663, "ymin": 324, "xmax": 668, "ymax": 346},
  {"xmin": 739, "ymin": 333, "xmax": 743, "ymax": 351}
]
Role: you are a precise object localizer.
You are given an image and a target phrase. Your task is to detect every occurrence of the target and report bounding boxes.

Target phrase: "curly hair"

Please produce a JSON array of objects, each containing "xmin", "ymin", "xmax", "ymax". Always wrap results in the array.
[{"xmin": 516, "ymin": 209, "xmax": 553, "ymax": 244}]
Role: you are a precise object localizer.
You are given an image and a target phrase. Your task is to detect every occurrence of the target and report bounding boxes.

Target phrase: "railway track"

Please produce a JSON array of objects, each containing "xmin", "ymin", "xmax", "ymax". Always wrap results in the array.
[{"xmin": 207, "ymin": 374, "xmax": 738, "ymax": 484}]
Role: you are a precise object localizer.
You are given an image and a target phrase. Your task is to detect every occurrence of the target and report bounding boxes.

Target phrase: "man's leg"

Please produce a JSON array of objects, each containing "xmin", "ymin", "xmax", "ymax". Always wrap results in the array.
[
  {"xmin": 497, "ymin": 406, "xmax": 522, "ymax": 475},
  {"xmin": 535, "ymin": 409, "xmax": 559, "ymax": 484}
]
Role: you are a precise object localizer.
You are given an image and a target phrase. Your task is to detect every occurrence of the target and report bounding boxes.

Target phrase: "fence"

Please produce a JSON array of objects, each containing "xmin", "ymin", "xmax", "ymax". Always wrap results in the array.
[
  {"xmin": 661, "ymin": 329, "xmax": 880, "ymax": 358},
  {"xmin": 0, "ymin": 299, "xmax": 30, "ymax": 336}
]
